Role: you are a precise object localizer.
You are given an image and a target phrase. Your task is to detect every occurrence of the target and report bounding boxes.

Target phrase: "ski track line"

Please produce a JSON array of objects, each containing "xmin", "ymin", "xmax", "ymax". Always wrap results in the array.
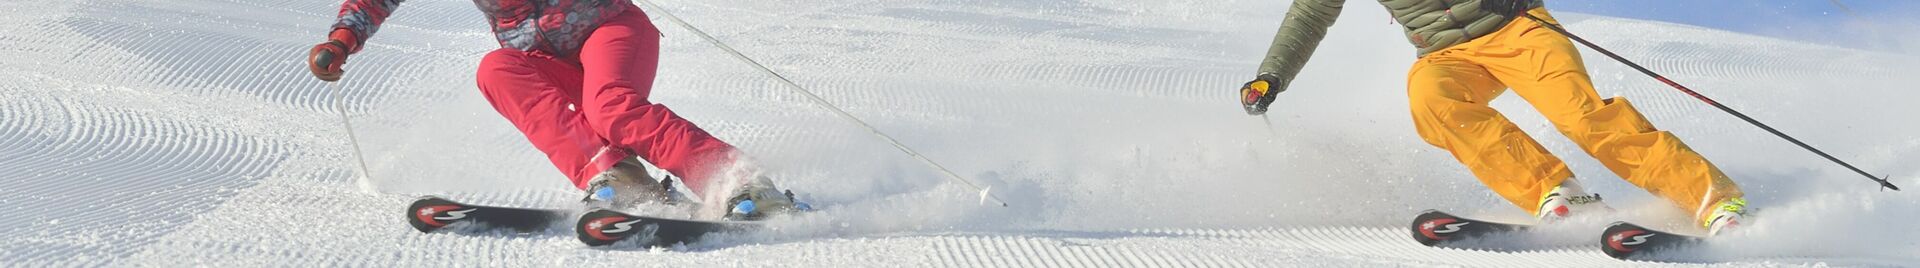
[{"xmin": 0, "ymin": 95, "xmax": 65, "ymax": 169}]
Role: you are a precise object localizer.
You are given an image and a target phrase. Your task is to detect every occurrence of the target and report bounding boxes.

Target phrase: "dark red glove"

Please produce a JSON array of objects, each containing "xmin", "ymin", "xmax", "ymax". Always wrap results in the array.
[{"xmin": 308, "ymin": 29, "xmax": 359, "ymax": 82}]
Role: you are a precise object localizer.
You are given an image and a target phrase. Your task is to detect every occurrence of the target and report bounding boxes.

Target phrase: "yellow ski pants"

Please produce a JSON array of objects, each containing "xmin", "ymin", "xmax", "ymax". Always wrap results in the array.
[{"xmin": 1405, "ymin": 8, "xmax": 1743, "ymax": 221}]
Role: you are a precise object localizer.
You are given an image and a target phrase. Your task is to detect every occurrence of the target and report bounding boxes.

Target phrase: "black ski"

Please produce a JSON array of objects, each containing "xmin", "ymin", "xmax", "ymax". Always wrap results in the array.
[
  {"xmin": 1600, "ymin": 221, "xmax": 1704, "ymax": 260},
  {"xmin": 1410, "ymin": 209, "xmax": 1530, "ymax": 247},
  {"xmin": 405, "ymin": 196, "xmax": 571, "ymax": 233},
  {"xmin": 575, "ymin": 208, "xmax": 760, "ymax": 247}
]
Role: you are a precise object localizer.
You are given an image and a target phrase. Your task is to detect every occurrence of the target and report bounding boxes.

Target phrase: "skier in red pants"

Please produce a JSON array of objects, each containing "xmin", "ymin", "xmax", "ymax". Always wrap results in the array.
[{"xmin": 306, "ymin": 0, "xmax": 799, "ymax": 220}]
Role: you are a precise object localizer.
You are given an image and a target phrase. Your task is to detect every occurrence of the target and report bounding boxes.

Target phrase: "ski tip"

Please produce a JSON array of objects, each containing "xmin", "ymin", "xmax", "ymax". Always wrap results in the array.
[
  {"xmin": 1409, "ymin": 210, "xmax": 1465, "ymax": 246},
  {"xmin": 405, "ymin": 196, "xmax": 468, "ymax": 233},
  {"xmin": 1600, "ymin": 221, "xmax": 1699, "ymax": 260},
  {"xmin": 576, "ymin": 209, "xmax": 648, "ymax": 247},
  {"xmin": 1409, "ymin": 210, "xmax": 1531, "ymax": 248},
  {"xmin": 1600, "ymin": 222, "xmax": 1650, "ymax": 259}
]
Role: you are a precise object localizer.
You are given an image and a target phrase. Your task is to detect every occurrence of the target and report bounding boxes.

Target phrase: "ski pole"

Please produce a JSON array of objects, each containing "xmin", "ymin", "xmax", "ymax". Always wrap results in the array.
[
  {"xmin": 1520, "ymin": 13, "xmax": 1900, "ymax": 191},
  {"xmin": 329, "ymin": 81, "xmax": 379, "ymax": 193},
  {"xmin": 1260, "ymin": 114, "xmax": 1278, "ymax": 138},
  {"xmin": 636, "ymin": 0, "xmax": 1011, "ymax": 206}
]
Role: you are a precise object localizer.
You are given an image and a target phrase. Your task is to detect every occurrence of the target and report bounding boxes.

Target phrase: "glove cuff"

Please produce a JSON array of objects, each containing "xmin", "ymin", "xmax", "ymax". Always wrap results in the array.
[
  {"xmin": 1255, "ymin": 73, "xmax": 1281, "ymax": 84},
  {"xmin": 1255, "ymin": 73, "xmax": 1284, "ymax": 95},
  {"xmin": 328, "ymin": 28, "xmax": 362, "ymax": 53}
]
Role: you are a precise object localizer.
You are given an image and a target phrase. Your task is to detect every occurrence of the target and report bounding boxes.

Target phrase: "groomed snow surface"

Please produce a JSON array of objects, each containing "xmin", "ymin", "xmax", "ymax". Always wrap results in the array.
[{"xmin": 3, "ymin": 0, "xmax": 1917, "ymax": 266}]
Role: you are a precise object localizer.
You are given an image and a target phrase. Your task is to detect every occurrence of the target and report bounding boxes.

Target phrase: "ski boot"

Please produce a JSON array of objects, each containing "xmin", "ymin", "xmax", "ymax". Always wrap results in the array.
[
  {"xmin": 723, "ymin": 175, "xmax": 812, "ymax": 221},
  {"xmin": 1703, "ymin": 197, "xmax": 1747, "ymax": 236},
  {"xmin": 581, "ymin": 158, "xmax": 667, "ymax": 209},
  {"xmin": 1536, "ymin": 177, "xmax": 1610, "ymax": 222}
]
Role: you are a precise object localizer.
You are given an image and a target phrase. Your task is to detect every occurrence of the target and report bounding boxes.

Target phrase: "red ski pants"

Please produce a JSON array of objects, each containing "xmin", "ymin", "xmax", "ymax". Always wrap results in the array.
[{"xmin": 476, "ymin": 7, "xmax": 736, "ymax": 193}]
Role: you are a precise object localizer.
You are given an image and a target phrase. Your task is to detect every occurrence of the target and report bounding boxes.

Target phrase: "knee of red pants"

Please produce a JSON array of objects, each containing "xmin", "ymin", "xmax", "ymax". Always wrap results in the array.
[
  {"xmin": 475, "ymin": 48, "xmax": 589, "ymax": 120},
  {"xmin": 477, "ymin": 49, "xmax": 527, "ymax": 76},
  {"xmin": 476, "ymin": 49, "xmax": 538, "ymax": 97}
]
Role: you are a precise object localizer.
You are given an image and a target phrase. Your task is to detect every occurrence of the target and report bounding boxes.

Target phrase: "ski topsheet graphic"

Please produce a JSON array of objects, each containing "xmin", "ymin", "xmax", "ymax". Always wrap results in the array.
[{"xmin": 1600, "ymin": 221, "xmax": 1705, "ymax": 260}]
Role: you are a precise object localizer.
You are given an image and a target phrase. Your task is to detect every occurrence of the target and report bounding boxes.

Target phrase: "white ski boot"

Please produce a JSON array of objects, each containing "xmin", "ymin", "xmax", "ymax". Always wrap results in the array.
[
  {"xmin": 1703, "ymin": 197, "xmax": 1747, "ymax": 236},
  {"xmin": 1536, "ymin": 177, "xmax": 1610, "ymax": 222}
]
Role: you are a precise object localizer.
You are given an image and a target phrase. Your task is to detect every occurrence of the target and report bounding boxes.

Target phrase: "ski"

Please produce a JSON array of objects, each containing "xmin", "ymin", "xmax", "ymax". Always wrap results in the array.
[
  {"xmin": 405, "ymin": 196, "xmax": 572, "ymax": 233},
  {"xmin": 575, "ymin": 208, "xmax": 761, "ymax": 247},
  {"xmin": 1599, "ymin": 221, "xmax": 1704, "ymax": 260},
  {"xmin": 1410, "ymin": 209, "xmax": 1530, "ymax": 247}
]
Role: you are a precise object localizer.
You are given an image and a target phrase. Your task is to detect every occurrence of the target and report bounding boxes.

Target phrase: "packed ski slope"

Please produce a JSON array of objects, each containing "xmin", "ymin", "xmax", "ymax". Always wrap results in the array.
[{"xmin": 2, "ymin": 0, "xmax": 1917, "ymax": 266}]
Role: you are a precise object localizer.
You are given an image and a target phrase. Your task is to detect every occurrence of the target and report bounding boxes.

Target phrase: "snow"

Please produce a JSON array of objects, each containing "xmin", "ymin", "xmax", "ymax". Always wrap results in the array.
[{"xmin": 1, "ymin": 0, "xmax": 1916, "ymax": 266}]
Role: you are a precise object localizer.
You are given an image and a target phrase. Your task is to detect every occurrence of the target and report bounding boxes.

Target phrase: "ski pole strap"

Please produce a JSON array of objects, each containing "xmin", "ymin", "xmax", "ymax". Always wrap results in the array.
[{"xmin": 1518, "ymin": 13, "xmax": 1900, "ymax": 191}]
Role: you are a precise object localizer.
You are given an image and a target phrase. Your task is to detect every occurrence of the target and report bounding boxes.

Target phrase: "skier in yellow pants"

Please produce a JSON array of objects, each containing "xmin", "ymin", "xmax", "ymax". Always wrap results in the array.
[{"xmin": 1240, "ymin": 1, "xmax": 1746, "ymax": 235}]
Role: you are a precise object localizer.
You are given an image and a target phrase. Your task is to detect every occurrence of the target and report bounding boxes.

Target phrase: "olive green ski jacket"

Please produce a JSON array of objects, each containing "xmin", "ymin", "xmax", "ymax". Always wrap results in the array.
[{"xmin": 1257, "ymin": 0, "xmax": 1543, "ymax": 94}]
